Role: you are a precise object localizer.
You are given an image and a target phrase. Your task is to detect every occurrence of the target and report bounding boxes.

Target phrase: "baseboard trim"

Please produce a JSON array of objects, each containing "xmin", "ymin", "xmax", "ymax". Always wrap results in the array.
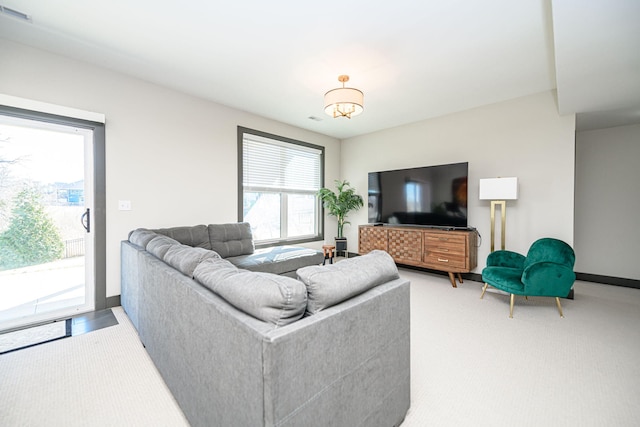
[
  {"xmin": 575, "ymin": 273, "xmax": 639, "ymax": 289},
  {"xmin": 106, "ymin": 295, "xmax": 121, "ymax": 308}
]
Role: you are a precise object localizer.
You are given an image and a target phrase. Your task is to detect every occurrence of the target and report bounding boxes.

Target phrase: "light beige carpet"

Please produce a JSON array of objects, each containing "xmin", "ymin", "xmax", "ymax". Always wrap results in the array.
[
  {"xmin": 1, "ymin": 271, "xmax": 639, "ymax": 426},
  {"xmin": 0, "ymin": 306, "xmax": 188, "ymax": 426},
  {"xmin": 401, "ymin": 270, "xmax": 640, "ymax": 427}
]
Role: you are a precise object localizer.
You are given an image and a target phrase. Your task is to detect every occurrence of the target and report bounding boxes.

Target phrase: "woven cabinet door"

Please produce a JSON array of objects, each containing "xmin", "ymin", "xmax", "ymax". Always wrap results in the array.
[{"xmin": 359, "ymin": 226, "xmax": 388, "ymax": 254}]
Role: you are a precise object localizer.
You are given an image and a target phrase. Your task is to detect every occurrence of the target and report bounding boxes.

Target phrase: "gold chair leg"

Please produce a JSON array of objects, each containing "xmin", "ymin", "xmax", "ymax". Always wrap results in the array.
[
  {"xmin": 480, "ymin": 283, "xmax": 488, "ymax": 299},
  {"xmin": 509, "ymin": 294, "xmax": 514, "ymax": 318},
  {"xmin": 555, "ymin": 297, "xmax": 564, "ymax": 318}
]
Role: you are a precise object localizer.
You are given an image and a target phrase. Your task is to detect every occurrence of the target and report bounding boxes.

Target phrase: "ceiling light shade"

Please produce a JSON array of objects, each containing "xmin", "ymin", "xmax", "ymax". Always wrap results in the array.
[
  {"xmin": 479, "ymin": 177, "xmax": 519, "ymax": 200},
  {"xmin": 324, "ymin": 75, "xmax": 364, "ymax": 119}
]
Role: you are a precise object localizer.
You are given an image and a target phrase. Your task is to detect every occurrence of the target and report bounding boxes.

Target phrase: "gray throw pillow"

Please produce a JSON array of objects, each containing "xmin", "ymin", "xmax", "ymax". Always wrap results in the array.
[
  {"xmin": 208, "ymin": 222, "xmax": 255, "ymax": 258},
  {"xmin": 194, "ymin": 258, "xmax": 307, "ymax": 327},
  {"xmin": 296, "ymin": 250, "xmax": 400, "ymax": 315}
]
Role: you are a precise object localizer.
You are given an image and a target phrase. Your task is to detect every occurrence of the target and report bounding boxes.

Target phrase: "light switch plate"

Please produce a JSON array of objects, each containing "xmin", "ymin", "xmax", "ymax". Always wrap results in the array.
[{"xmin": 118, "ymin": 200, "xmax": 132, "ymax": 211}]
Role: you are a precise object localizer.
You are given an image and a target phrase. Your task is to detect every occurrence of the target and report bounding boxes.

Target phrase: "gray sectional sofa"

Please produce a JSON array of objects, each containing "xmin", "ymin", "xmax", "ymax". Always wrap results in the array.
[
  {"xmin": 121, "ymin": 222, "xmax": 411, "ymax": 427},
  {"xmin": 154, "ymin": 222, "xmax": 325, "ymax": 277}
]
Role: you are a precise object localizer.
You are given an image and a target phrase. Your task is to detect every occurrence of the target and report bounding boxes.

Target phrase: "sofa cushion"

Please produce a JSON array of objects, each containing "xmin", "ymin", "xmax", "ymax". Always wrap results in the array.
[
  {"xmin": 192, "ymin": 256, "xmax": 241, "ymax": 283},
  {"xmin": 146, "ymin": 235, "xmax": 181, "ymax": 259},
  {"xmin": 155, "ymin": 225, "xmax": 212, "ymax": 250},
  {"xmin": 163, "ymin": 244, "xmax": 220, "ymax": 278},
  {"xmin": 128, "ymin": 228, "xmax": 158, "ymax": 248},
  {"xmin": 194, "ymin": 257, "xmax": 307, "ymax": 327},
  {"xmin": 227, "ymin": 246, "xmax": 324, "ymax": 275},
  {"xmin": 208, "ymin": 222, "xmax": 255, "ymax": 258},
  {"xmin": 296, "ymin": 250, "xmax": 400, "ymax": 315}
]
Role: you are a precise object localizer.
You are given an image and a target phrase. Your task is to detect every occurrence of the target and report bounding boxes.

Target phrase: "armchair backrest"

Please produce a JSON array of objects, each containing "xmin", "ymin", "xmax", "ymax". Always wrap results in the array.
[
  {"xmin": 524, "ymin": 238, "xmax": 575, "ymax": 270},
  {"xmin": 521, "ymin": 238, "xmax": 576, "ymax": 297}
]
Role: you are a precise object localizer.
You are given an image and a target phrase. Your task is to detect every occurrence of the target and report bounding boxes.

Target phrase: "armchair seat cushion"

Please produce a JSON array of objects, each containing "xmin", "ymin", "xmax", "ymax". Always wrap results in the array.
[{"xmin": 481, "ymin": 267, "xmax": 526, "ymax": 294}]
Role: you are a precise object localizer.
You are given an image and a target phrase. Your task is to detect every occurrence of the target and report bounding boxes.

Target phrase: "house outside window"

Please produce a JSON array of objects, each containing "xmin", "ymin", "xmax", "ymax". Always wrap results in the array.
[{"xmin": 238, "ymin": 127, "xmax": 324, "ymax": 246}]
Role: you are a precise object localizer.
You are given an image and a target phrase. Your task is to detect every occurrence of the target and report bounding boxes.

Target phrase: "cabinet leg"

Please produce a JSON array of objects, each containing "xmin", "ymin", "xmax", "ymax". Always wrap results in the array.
[
  {"xmin": 457, "ymin": 273, "xmax": 463, "ymax": 284},
  {"xmin": 448, "ymin": 272, "xmax": 457, "ymax": 288}
]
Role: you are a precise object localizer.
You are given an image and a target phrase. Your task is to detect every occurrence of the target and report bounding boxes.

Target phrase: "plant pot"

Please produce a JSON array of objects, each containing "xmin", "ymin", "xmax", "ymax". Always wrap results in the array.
[{"xmin": 335, "ymin": 237, "xmax": 347, "ymax": 257}]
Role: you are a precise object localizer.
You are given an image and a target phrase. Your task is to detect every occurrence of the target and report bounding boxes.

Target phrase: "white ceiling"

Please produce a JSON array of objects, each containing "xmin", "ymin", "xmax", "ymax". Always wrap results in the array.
[{"xmin": 0, "ymin": 0, "xmax": 638, "ymax": 139}]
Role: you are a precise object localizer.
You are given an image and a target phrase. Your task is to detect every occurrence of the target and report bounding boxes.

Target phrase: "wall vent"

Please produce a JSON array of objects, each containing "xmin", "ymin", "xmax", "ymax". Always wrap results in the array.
[{"xmin": 0, "ymin": 5, "xmax": 32, "ymax": 22}]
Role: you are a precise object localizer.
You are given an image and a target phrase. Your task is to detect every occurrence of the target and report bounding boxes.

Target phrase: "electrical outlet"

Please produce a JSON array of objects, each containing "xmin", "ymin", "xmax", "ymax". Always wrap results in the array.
[{"xmin": 118, "ymin": 200, "xmax": 132, "ymax": 211}]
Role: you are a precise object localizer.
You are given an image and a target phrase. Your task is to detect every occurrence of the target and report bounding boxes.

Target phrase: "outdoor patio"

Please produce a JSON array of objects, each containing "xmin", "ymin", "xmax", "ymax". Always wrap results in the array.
[{"xmin": 0, "ymin": 257, "xmax": 85, "ymax": 326}]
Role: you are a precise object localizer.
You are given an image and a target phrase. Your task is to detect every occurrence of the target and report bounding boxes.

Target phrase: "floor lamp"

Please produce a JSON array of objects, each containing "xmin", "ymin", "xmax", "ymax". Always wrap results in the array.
[{"xmin": 479, "ymin": 177, "xmax": 518, "ymax": 252}]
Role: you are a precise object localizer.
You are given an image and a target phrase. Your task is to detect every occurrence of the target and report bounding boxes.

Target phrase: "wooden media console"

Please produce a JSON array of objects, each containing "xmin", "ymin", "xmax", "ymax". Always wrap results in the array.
[{"xmin": 359, "ymin": 225, "xmax": 478, "ymax": 287}]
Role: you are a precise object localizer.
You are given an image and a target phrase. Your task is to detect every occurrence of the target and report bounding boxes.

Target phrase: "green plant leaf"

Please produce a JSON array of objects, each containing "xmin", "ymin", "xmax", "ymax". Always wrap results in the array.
[{"xmin": 316, "ymin": 180, "xmax": 364, "ymax": 238}]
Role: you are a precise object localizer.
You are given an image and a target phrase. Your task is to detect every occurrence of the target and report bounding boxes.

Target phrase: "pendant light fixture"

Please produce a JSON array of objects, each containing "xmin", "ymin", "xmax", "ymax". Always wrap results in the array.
[{"xmin": 324, "ymin": 75, "xmax": 364, "ymax": 119}]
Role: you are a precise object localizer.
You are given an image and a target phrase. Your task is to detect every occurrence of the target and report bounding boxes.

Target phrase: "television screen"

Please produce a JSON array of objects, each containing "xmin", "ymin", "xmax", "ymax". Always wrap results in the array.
[{"xmin": 368, "ymin": 162, "xmax": 468, "ymax": 228}]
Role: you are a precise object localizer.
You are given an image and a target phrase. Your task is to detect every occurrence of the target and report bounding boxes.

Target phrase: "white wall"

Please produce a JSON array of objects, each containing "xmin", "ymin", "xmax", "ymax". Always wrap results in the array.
[
  {"xmin": 341, "ymin": 91, "xmax": 576, "ymax": 272},
  {"xmin": 575, "ymin": 124, "xmax": 640, "ymax": 280},
  {"xmin": 0, "ymin": 38, "xmax": 583, "ymax": 289},
  {"xmin": 0, "ymin": 39, "xmax": 341, "ymax": 298}
]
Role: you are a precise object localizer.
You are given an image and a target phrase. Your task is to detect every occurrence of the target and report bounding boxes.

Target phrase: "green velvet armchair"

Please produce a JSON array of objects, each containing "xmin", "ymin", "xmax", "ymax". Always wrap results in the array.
[{"xmin": 481, "ymin": 238, "xmax": 576, "ymax": 318}]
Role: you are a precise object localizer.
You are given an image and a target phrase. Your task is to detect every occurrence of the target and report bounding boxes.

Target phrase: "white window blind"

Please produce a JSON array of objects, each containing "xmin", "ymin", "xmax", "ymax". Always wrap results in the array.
[{"xmin": 243, "ymin": 134, "xmax": 321, "ymax": 192}]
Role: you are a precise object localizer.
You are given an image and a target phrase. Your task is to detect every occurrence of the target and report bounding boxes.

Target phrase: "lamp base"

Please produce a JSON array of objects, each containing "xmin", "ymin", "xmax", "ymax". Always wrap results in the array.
[{"xmin": 490, "ymin": 200, "xmax": 507, "ymax": 252}]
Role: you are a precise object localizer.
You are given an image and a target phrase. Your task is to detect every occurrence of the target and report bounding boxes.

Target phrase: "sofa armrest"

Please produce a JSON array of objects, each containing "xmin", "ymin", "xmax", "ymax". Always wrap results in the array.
[
  {"xmin": 121, "ymin": 241, "xmax": 143, "ymax": 330},
  {"xmin": 261, "ymin": 277, "xmax": 411, "ymax": 427}
]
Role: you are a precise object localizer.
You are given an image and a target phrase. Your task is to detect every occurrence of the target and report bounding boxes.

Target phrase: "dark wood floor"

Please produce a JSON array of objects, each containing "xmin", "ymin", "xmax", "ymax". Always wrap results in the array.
[
  {"xmin": 0, "ymin": 309, "xmax": 118, "ymax": 354},
  {"xmin": 71, "ymin": 308, "xmax": 118, "ymax": 336}
]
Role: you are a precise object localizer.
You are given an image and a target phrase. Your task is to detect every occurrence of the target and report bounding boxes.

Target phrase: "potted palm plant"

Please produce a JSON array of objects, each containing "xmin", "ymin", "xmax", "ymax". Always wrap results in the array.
[{"xmin": 317, "ymin": 180, "xmax": 364, "ymax": 256}]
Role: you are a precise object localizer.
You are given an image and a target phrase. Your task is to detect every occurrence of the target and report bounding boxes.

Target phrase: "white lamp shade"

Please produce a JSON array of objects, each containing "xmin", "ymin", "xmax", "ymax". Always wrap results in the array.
[
  {"xmin": 479, "ymin": 177, "xmax": 519, "ymax": 200},
  {"xmin": 324, "ymin": 87, "xmax": 364, "ymax": 117}
]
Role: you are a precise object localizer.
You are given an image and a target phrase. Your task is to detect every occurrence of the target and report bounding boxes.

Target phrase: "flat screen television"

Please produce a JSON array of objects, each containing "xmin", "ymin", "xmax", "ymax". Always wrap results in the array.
[{"xmin": 368, "ymin": 162, "xmax": 468, "ymax": 228}]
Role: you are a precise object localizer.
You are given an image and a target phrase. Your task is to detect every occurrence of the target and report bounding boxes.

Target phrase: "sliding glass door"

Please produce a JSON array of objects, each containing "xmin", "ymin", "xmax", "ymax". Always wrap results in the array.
[{"xmin": 0, "ymin": 114, "xmax": 95, "ymax": 330}]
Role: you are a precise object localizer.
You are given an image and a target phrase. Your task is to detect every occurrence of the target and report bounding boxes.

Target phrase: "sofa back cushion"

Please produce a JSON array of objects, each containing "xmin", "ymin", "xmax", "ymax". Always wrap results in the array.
[
  {"xmin": 146, "ymin": 235, "xmax": 181, "ymax": 259},
  {"xmin": 128, "ymin": 228, "xmax": 159, "ymax": 248},
  {"xmin": 163, "ymin": 244, "xmax": 220, "ymax": 278},
  {"xmin": 193, "ymin": 257, "xmax": 306, "ymax": 327},
  {"xmin": 297, "ymin": 250, "xmax": 400, "ymax": 315},
  {"xmin": 208, "ymin": 222, "xmax": 255, "ymax": 258},
  {"xmin": 154, "ymin": 225, "xmax": 212, "ymax": 250}
]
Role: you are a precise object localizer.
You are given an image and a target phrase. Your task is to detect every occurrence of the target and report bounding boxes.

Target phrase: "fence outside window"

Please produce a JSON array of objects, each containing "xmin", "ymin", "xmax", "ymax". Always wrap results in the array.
[{"xmin": 64, "ymin": 238, "xmax": 84, "ymax": 258}]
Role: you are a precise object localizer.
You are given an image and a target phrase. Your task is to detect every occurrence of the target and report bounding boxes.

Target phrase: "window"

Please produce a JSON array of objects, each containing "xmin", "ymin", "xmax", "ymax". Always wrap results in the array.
[
  {"xmin": 238, "ymin": 127, "xmax": 324, "ymax": 246},
  {"xmin": 0, "ymin": 104, "xmax": 107, "ymax": 331},
  {"xmin": 405, "ymin": 182, "xmax": 421, "ymax": 212}
]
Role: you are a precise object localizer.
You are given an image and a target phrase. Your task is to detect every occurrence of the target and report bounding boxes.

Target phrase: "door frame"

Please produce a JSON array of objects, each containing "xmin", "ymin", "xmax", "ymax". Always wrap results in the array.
[{"xmin": 0, "ymin": 105, "xmax": 107, "ymax": 314}]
